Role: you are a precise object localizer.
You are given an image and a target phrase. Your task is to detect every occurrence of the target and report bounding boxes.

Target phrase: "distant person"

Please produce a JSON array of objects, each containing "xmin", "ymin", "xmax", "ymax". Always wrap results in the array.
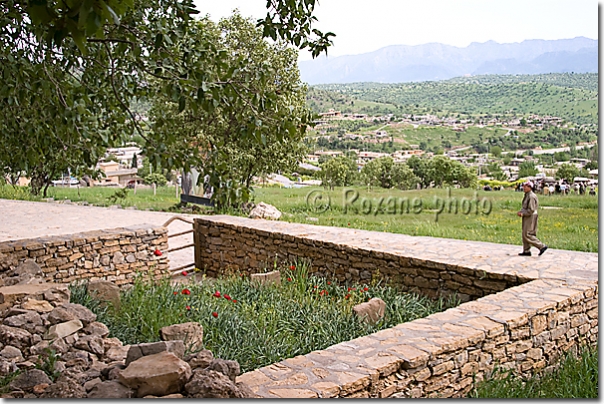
[
  {"xmin": 517, "ymin": 181, "xmax": 548, "ymax": 257},
  {"xmin": 549, "ymin": 184, "xmax": 554, "ymax": 196},
  {"xmin": 589, "ymin": 185, "xmax": 596, "ymax": 196}
]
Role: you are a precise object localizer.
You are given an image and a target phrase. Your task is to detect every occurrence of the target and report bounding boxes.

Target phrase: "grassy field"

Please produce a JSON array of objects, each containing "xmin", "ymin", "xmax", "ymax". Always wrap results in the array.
[
  {"xmin": 0, "ymin": 184, "xmax": 182, "ymax": 211},
  {"xmin": 1, "ymin": 184, "xmax": 597, "ymax": 252},
  {"xmin": 252, "ymin": 186, "xmax": 598, "ymax": 253}
]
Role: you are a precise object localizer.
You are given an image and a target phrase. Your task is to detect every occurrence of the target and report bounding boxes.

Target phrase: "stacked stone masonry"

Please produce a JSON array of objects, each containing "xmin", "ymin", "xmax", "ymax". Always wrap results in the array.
[
  {"xmin": 194, "ymin": 216, "xmax": 598, "ymax": 398},
  {"xmin": 0, "ymin": 225, "xmax": 169, "ymax": 285}
]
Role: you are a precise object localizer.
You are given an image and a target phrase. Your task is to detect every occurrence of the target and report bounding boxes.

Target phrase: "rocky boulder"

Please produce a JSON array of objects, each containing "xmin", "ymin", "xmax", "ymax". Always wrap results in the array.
[
  {"xmin": 352, "ymin": 297, "xmax": 386, "ymax": 325},
  {"xmin": 160, "ymin": 322, "xmax": 203, "ymax": 352},
  {"xmin": 125, "ymin": 340, "xmax": 184, "ymax": 366},
  {"xmin": 87, "ymin": 380, "xmax": 134, "ymax": 398},
  {"xmin": 87, "ymin": 280, "xmax": 121, "ymax": 310},
  {"xmin": 118, "ymin": 352, "xmax": 192, "ymax": 397},
  {"xmin": 47, "ymin": 303, "xmax": 96, "ymax": 326},
  {"xmin": 248, "ymin": 202, "xmax": 282, "ymax": 220},
  {"xmin": 185, "ymin": 369, "xmax": 248, "ymax": 398}
]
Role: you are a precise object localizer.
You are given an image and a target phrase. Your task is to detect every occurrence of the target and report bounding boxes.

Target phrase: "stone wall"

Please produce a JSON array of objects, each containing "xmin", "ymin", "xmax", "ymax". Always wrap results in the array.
[
  {"xmin": 193, "ymin": 216, "xmax": 598, "ymax": 398},
  {"xmin": 238, "ymin": 278, "xmax": 597, "ymax": 398},
  {"xmin": 0, "ymin": 225, "xmax": 169, "ymax": 285},
  {"xmin": 194, "ymin": 218, "xmax": 523, "ymax": 302}
]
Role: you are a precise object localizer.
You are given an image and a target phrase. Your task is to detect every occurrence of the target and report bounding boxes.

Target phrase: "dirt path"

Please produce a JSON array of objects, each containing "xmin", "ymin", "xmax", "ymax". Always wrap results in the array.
[{"xmin": 0, "ymin": 199, "xmax": 199, "ymax": 272}]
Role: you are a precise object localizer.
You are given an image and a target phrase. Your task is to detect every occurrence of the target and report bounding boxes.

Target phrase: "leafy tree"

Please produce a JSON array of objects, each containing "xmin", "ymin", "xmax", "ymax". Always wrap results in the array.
[
  {"xmin": 490, "ymin": 146, "xmax": 502, "ymax": 158},
  {"xmin": 0, "ymin": 0, "xmax": 334, "ymax": 198},
  {"xmin": 518, "ymin": 161, "xmax": 538, "ymax": 178},
  {"xmin": 556, "ymin": 163, "xmax": 580, "ymax": 183},
  {"xmin": 391, "ymin": 163, "xmax": 420, "ymax": 190},
  {"xmin": 148, "ymin": 14, "xmax": 311, "ymax": 207},
  {"xmin": 144, "ymin": 173, "xmax": 168, "ymax": 186},
  {"xmin": 319, "ymin": 156, "xmax": 357, "ymax": 190}
]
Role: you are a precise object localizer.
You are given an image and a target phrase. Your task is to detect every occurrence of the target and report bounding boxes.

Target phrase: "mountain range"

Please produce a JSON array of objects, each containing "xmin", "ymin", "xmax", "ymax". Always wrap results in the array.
[{"xmin": 298, "ymin": 37, "xmax": 598, "ymax": 84}]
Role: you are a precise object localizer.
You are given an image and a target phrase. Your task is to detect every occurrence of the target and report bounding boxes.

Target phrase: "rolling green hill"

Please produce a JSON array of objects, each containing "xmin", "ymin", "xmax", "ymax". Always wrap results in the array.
[{"xmin": 310, "ymin": 73, "xmax": 598, "ymax": 125}]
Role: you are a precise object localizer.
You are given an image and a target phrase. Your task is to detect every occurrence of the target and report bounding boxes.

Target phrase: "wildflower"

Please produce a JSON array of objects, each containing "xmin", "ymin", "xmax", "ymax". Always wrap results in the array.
[
  {"xmin": 287, "ymin": 277, "xmax": 292, "ymax": 282},
  {"xmin": 290, "ymin": 265, "xmax": 296, "ymax": 270},
  {"xmin": 212, "ymin": 312, "xmax": 218, "ymax": 318},
  {"xmin": 182, "ymin": 289, "xmax": 191, "ymax": 295},
  {"xmin": 363, "ymin": 287, "xmax": 369, "ymax": 292},
  {"xmin": 313, "ymin": 285, "xmax": 318, "ymax": 289},
  {"xmin": 345, "ymin": 294, "xmax": 351, "ymax": 299},
  {"xmin": 173, "ymin": 291, "xmax": 178, "ymax": 295},
  {"xmin": 224, "ymin": 294, "xmax": 231, "ymax": 300},
  {"xmin": 233, "ymin": 299, "xmax": 237, "ymax": 303},
  {"xmin": 181, "ymin": 271, "xmax": 188, "ymax": 276},
  {"xmin": 327, "ymin": 281, "xmax": 331, "ymax": 285},
  {"xmin": 347, "ymin": 287, "xmax": 351, "ymax": 292},
  {"xmin": 154, "ymin": 249, "xmax": 162, "ymax": 256},
  {"xmin": 186, "ymin": 305, "xmax": 191, "ymax": 311}
]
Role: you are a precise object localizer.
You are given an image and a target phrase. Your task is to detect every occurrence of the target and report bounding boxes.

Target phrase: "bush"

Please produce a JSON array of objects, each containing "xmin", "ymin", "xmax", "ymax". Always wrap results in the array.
[{"xmin": 144, "ymin": 173, "xmax": 168, "ymax": 186}]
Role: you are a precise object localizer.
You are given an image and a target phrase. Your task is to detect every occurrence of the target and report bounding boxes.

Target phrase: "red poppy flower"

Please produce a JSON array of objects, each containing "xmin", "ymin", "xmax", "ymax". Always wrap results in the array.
[
  {"xmin": 182, "ymin": 289, "xmax": 191, "ymax": 295},
  {"xmin": 224, "ymin": 294, "xmax": 231, "ymax": 300},
  {"xmin": 233, "ymin": 299, "xmax": 237, "ymax": 303},
  {"xmin": 352, "ymin": 288, "xmax": 356, "ymax": 291},
  {"xmin": 173, "ymin": 291, "xmax": 178, "ymax": 295},
  {"xmin": 347, "ymin": 287, "xmax": 352, "ymax": 292},
  {"xmin": 181, "ymin": 271, "xmax": 188, "ymax": 276},
  {"xmin": 313, "ymin": 285, "xmax": 318, "ymax": 289},
  {"xmin": 154, "ymin": 249, "xmax": 162, "ymax": 256},
  {"xmin": 213, "ymin": 291, "xmax": 221, "ymax": 298},
  {"xmin": 345, "ymin": 294, "xmax": 351, "ymax": 299},
  {"xmin": 186, "ymin": 305, "xmax": 191, "ymax": 310},
  {"xmin": 324, "ymin": 290, "xmax": 328, "ymax": 296},
  {"xmin": 290, "ymin": 265, "xmax": 296, "ymax": 270},
  {"xmin": 212, "ymin": 312, "xmax": 218, "ymax": 318},
  {"xmin": 287, "ymin": 278, "xmax": 292, "ymax": 282},
  {"xmin": 327, "ymin": 281, "xmax": 331, "ymax": 285},
  {"xmin": 363, "ymin": 287, "xmax": 369, "ymax": 292}
]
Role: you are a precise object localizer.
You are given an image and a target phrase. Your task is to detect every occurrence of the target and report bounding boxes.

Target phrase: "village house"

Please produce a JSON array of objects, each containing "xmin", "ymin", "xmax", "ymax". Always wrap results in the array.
[{"xmin": 95, "ymin": 161, "xmax": 140, "ymax": 187}]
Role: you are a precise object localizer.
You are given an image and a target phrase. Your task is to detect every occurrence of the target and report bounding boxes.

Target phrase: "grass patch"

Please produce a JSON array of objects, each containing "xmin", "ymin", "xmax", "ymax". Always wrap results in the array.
[
  {"xmin": 71, "ymin": 261, "xmax": 458, "ymax": 373},
  {"xmin": 470, "ymin": 344, "xmax": 598, "ymax": 398},
  {"xmin": 253, "ymin": 186, "xmax": 598, "ymax": 252}
]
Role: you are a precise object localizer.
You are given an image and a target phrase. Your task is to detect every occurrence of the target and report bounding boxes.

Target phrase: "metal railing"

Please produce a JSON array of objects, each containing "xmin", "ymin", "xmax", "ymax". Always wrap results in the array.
[{"xmin": 162, "ymin": 216, "xmax": 195, "ymax": 274}]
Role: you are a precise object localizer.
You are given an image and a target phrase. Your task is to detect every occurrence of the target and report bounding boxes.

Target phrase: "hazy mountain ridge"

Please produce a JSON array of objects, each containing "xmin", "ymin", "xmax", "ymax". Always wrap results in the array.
[{"xmin": 299, "ymin": 37, "xmax": 597, "ymax": 84}]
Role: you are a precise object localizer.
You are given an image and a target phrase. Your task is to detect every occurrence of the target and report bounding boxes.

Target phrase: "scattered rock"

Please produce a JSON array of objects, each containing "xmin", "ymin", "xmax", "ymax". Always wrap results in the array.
[
  {"xmin": 105, "ymin": 346, "xmax": 129, "ymax": 362},
  {"xmin": 125, "ymin": 340, "xmax": 185, "ymax": 366},
  {"xmin": 206, "ymin": 358, "xmax": 240, "ymax": 382},
  {"xmin": 45, "ymin": 319, "xmax": 83, "ymax": 340},
  {"xmin": 160, "ymin": 322, "xmax": 203, "ymax": 352},
  {"xmin": 3, "ymin": 311, "xmax": 42, "ymax": 332},
  {"xmin": 250, "ymin": 270, "xmax": 281, "ymax": 286},
  {"xmin": 118, "ymin": 352, "xmax": 192, "ymax": 398},
  {"xmin": 248, "ymin": 202, "xmax": 282, "ymax": 220},
  {"xmin": 39, "ymin": 380, "xmax": 87, "ymax": 398},
  {"xmin": 47, "ymin": 303, "xmax": 96, "ymax": 326},
  {"xmin": 352, "ymin": 297, "xmax": 386, "ymax": 325},
  {"xmin": 184, "ymin": 369, "xmax": 246, "ymax": 398},
  {"xmin": 87, "ymin": 280, "xmax": 121, "ymax": 310},
  {"xmin": 0, "ymin": 325, "xmax": 32, "ymax": 349},
  {"xmin": 74, "ymin": 335, "xmax": 105, "ymax": 356},
  {"xmin": 87, "ymin": 380, "xmax": 134, "ymax": 398},
  {"xmin": 9, "ymin": 369, "xmax": 52, "ymax": 392},
  {"xmin": 21, "ymin": 299, "xmax": 54, "ymax": 313},
  {"xmin": 185, "ymin": 350, "xmax": 214, "ymax": 370},
  {"xmin": 0, "ymin": 345, "xmax": 23, "ymax": 362},
  {"xmin": 83, "ymin": 322, "xmax": 110, "ymax": 338}
]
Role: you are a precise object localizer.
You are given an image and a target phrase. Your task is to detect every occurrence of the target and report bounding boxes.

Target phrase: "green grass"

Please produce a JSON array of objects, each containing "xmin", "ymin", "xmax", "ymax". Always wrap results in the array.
[
  {"xmin": 252, "ymin": 186, "xmax": 598, "ymax": 253},
  {"xmin": 0, "ymin": 184, "xmax": 181, "ymax": 211},
  {"xmin": 470, "ymin": 344, "xmax": 598, "ymax": 398},
  {"xmin": 70, "ymin": 260, "xmax": 458, "ymax": 373}
]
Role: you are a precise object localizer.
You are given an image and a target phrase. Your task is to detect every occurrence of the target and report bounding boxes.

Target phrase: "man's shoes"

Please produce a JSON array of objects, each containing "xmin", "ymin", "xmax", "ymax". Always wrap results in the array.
[
  {"xmin": 539, "ymin": 246, "xmax": 548, "ymax": 256},
  {"xmin": 518, "ymin": 251, "xmax": 531, "ymax": 256}
]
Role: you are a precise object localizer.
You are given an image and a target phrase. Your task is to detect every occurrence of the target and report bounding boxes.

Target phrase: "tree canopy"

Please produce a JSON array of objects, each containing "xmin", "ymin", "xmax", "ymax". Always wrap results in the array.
[{"xmin": 0, "ymin": 0, "xmax": 334, "ymax": 198}]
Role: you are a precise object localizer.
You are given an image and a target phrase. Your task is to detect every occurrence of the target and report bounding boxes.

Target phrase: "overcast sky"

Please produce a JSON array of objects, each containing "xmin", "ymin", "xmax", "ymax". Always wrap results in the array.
[{"xmin": 194, "ymin": 0, "xmax": 599, "ymax": 60}]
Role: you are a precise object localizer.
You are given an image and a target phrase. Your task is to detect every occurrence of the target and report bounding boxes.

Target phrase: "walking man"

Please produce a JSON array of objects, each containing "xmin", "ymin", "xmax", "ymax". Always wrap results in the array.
[{"xmin": 517, "ymin": 181, "xmax": 548, "ymax": 256}]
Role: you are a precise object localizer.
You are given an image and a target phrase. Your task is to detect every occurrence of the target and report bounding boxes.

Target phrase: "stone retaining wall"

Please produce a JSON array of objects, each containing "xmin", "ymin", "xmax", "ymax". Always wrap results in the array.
[
  {"xmin": 0, "ymin": 225, "xmax": 169, "ymax": 285},
  {"xmin": 193, "ymin": 216, "xmax": 598, "ymax": 398},
  {"xmin": 194, "ymin": 218, "xmax": 523, "ymax": 302}
]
